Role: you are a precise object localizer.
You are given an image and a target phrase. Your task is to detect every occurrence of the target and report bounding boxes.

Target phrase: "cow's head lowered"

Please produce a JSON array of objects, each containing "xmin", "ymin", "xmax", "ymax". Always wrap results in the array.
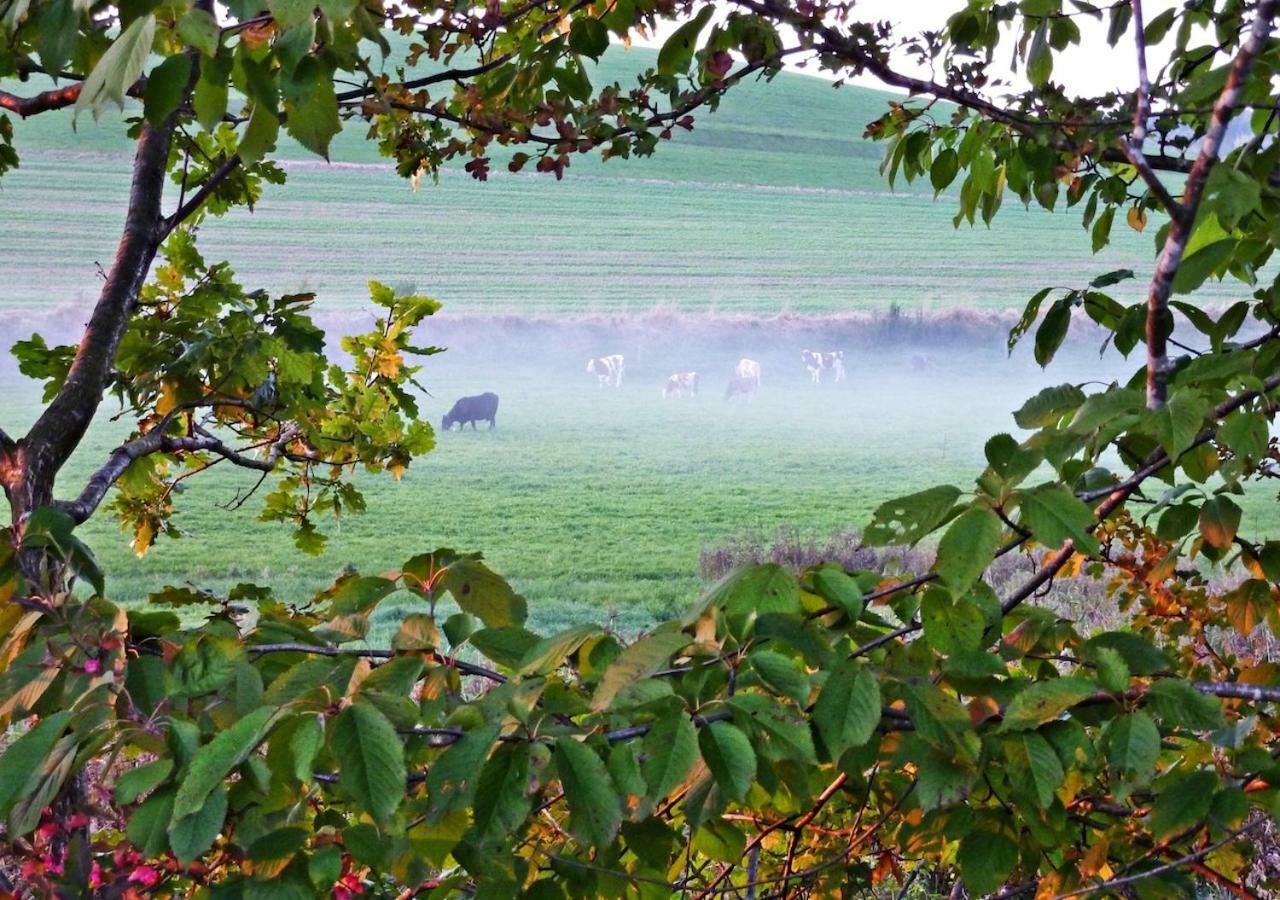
[{"xmin": 440, "ymin": 413, "xmax": 455, "ymax": 432}]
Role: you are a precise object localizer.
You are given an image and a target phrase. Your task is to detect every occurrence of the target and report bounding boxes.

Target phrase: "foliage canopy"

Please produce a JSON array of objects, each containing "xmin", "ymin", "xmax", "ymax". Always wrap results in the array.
[{"xmin": 2, "ymin": 0, "xmax": 1280, "ymax": 897}]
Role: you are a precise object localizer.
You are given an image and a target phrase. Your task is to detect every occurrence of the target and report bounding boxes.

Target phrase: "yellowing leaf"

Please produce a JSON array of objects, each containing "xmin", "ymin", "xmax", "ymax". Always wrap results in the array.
[{"xmin": 1126, "ymin": 205, "xmax": 1147, "ymax": 232}]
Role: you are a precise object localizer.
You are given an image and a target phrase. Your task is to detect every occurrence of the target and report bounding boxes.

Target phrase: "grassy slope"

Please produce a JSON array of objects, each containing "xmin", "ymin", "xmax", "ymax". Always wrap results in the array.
[{"xmin": 0, "ymin": 45, "xmax": 1246, "ymax": 315}]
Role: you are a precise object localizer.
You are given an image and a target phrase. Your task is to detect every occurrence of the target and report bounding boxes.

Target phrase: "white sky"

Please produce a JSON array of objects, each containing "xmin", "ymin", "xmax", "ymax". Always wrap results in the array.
[{"xmin": 632, "ymin": 0, "xmax": 1188, "ymax": 99}]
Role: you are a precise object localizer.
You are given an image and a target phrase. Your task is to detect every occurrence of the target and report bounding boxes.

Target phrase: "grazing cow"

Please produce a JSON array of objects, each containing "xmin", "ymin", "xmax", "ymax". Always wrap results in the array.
[
  {"xmin": 586, "ymin": 354, "xmax": 625, "ymax": 388},
  {"xmin": 441, "ymin": 392, "xmax": 499, "ymax": 431},
  {"xmin": 663, "ymin": 371, "xmax": 699, "ymax": 398},
  {"xmin": 724, "ymin": 375, "xmax": 758, "ymax": 402},
  {"xmin": 801, "ymin": 349, "xmax": 845, "ymax": 384},
  {"xmin": 734, "ymin": 358, "xmax": 761, "ymax": 387}
]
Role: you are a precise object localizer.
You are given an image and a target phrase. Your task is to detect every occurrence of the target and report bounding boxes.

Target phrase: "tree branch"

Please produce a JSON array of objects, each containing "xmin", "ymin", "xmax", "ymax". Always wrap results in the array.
[
  {"xmin": 1121, "ymin": 0, "xmax": 1183, "ymax": 216},
  {"xmin": 1143, "ymin": 0, "xmax": 1277, "ymax": 409},
  {"xmin": 15, "ymin": 115, "xmax": 177, "ymax": 528}
]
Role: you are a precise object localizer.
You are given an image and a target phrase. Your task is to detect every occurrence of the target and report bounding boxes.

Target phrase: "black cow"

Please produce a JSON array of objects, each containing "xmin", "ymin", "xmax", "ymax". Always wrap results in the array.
[{"xmin": 441, "ymin": 392, "xmax": 499, "ymax": 431}]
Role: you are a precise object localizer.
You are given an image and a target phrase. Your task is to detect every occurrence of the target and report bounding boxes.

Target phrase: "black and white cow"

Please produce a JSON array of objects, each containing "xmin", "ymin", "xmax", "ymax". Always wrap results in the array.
[
  {"xmin": 663, "ymin": 371, "xmax": 699, "ymax": 398},
  {"xmin": 441, "ymin": 392, "xmax": 499, "ymax": 431},
  {"xmin": 586, "ymin": 354, "xmax": 625, "ymax": 388},
  {"xmin": 734, "ymin": 358, "xmax": 761, "ymax": 387},
  {"xmin": 801, "ymin": 349, "xmax": 845, "ymax": 384}
]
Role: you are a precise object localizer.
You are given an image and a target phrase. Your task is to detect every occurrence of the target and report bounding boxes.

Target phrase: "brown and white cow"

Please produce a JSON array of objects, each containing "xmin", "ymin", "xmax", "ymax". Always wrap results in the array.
[
  {"xmin": 586, "ymin": 354, "xmax": 624, "ymax": 388},
  {"xmin": 724, "ymin": 374, "xmax": 758, "ymax": 401},
  {"xmin": 663, "ymin": 371, "xmax": 699, "ymax": 398},
  {"xmin": 801, "ymin": 349, "xmax": 845, "ymax": 384},
  {"xmin": 734, "ymin": 358, "xmax": 761, "ymax": 387}
]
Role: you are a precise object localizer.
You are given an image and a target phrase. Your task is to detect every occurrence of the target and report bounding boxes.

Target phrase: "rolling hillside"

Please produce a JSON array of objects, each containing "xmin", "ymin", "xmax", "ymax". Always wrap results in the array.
[{"xmin": 0, "ymin": 44, "xmax": 1241, "ymax": 317}]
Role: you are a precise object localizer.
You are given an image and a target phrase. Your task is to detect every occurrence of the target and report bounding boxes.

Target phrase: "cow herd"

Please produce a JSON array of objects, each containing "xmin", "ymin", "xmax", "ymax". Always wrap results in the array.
[
  {"xmin": 588, "ymin": 349, "xmax": 841, "ymax": 402},
  {"xmin": 440, "ymin": 348, "xmax": 847, "ymax": 433}
]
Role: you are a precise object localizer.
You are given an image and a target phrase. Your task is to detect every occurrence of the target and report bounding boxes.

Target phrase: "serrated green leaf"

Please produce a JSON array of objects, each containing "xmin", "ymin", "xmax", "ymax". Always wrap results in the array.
[
  {"xmin": 592, "ymin": 629, "xmax": 688, "ymax": 711},
  {"xmin": 1003, "ymin": 731, "xmax": 1064, "ymax": 808},
  {"xmin": 332, "ymin": 703, "xmax": 407, "ymax": 825},
  {"xmin": 470, "ymin": 742, "xmax": 530, "ymax": 841},
  {"xmin": 697, "ymin": 721, "xmax": 755, "ymax": 801},
  {"xmin": 1017, "ymin": 483, "xmax": 1100, "ymax": 555},
  {"xmin": 172, "ymin": 706, "xmax": 280, "ymax": 822},
  {"xmin": 657, "ymin": 6, "xmax": 714, "ymax": 75},
  {"xmin": 426, "ymin": 724, "xmax": 499, "ymax": 818},
  {"xmin": 1146, "ymin": 680, "xmax": 1225, "ymax": 732},
  {"xmin": 555, "ymin": 737, "xmax": 621, "ymax": 847},
  {"xmin": 749, "ymin": 650, "xmax": 810, "ymax": 704},
  {"xmin": 115, "ymin": 759, "xmax": 173, "ymax": 806},
  {"xmin": 934, "ymin": 506, "xmax": 1002, "ymax": 595},
  {"xmin": 641, "ymin": 711, "xmax": 698, "ymax": 801},
  {"xmin": 170, "ymin": 781, "xmax": 227, "ymax": 864},
  {"xmin": 1148, "ymin": 769, "xmax": 1217, "ymax": 839},
  {"xmin": 1000, "ymin": 677, "xmax": 1096, "ymax": 731},
  {"xmin": 0, "ymin": 711, "xmax": 72, "ymax": 819},
  {"xmin": 813, "ymin": 664, "xmax": 880, "ymax": 759},
  {"xmin": 75, "ymin": 14, "xmax": 156, "ymax": 118},
  {"xmin": 864, "ymin": 484, "xmax": 961, "ymax": 546},
  {"xmin": 1106, "ymin": 711, "xmax": 1160, "ymax": 782},
  {"xmin": 143, "ymin": 54, "xmax": 192, "ymax": 126}
]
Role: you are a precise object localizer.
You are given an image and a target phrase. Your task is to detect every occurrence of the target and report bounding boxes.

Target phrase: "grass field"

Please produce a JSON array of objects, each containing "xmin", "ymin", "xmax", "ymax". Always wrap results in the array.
[
  {"xmin": 4, "ymin": 319, "xmax": 1278, "ymax": 638},
  {"xmin": 2, "ymin": 46, "xmax": 1273, "ymax": 638}
]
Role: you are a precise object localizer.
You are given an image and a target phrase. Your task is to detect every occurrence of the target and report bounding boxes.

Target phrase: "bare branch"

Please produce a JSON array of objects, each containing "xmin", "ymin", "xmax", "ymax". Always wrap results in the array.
[
  {"xmin": 1121, "ymin": 0, "xmax": 1183, "ymax": 216},
  {"xmin": 1144, "ymin": 0, "xmax": 1277, "ymax": 409},
  {"xmin": 161, "ymin": 153, "xmax": 243, "ymax": 238}
]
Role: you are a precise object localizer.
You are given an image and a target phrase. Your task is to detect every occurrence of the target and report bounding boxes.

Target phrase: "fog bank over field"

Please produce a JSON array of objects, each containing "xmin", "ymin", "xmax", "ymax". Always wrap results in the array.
[{"xmin": 6, "ymin": 313, "xmax": 1231, "ymax": 636}]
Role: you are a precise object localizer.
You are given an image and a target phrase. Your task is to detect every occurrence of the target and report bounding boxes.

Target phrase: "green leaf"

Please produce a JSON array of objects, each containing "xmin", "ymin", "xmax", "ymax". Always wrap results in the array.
[
  {"xmin": 726, "ymin": 693, "xmax": 817, "ymax": 764},
  {"xmin": 921, "ymin": 591, "xmax": 985, "ymax": 656},
  {"xmin": 126, "ymin": 788, "xmax": 174, "ymax": 857},
  {"xmin": 172, "ymin": 706, "xmax": 280, "ymax": 821},
  {"xmin": 426, "ymin": 725, "xmax": 499, "ymax": 817},
  {"xmin": 1148, "ymin": 769, "xmax": 1217, "ymax": 839},
  {"xmin": 812, "ymin": 566, "xmax": 865, "ymax": 620},
  {"xmin": 1026, "ymin": 21, "xmax": 1052, "ymax": 85},
  {"xmin": 934, "ymin": 507, "xmax": 1003, "ymax": 595},
  {"xmin": 469, "ymin": 627, "xmax": 541, "ymax": 668},
  {"xmin": 1089, "ymin": 268, "xmax": 1134, "ymax": 288},
  {"xmin": 958, "ymin": 828, "xmax": 1019, "ymax": 895},
  {"xmin": 1034, "ymin": 296, "xmax": 1072, "ymax": 367},
  {"xmin": 75, "ymin": 14, "xmax": 156, "ymax": 118},
  {"xmin": 1106, "ymin": 711, "xmax": 1160, "ymax": 782},
  {"xmin": 1199, "ymin": 495, "xmax": 1242, "ymax": 550},
  {"xmin": 1000, "ymin": 677, "xmax": 1096, "ymax": 731},
  {"xmin": 469, "ymin": 742, "xmax": 530, "ymax": 841},
  {"xmin": 864, "ymin": 484, "xmax": 961, "ymax": 546},
  {"xmin": 1084, "ymin": 632, "xmax": 1171, "ymax": 676},
  {"xmin": 748, "ymin": 651, "xmax": 810, "ymax": 705},
  {"xmin": 592, "ymin": 629, "xmax": 688, "ymax": 711},
  {"xmin": 930, "ymin": 147, "xmax": 959, "ymax": 193},
  {"xmin": 170, "ymin": 782, "xmax": 228, "ymax": 864},
  {"xmin": 555, "ymin": 738, "xmax": 622, "ymax": 847},
  {"xmin": 441, "ymin": 558, "xmax": 527, "ymax": 629},
  {"xmin": 169, "ymin": 635, "xmax": 243, "ymax": 698},
  {"xmin": 1146, "ymin": 681, "xmax": 1225, "ymax": 732},
  {"xmin": 37, "ymin": 0, "xmax": 78, "ymax": 77},
  {"xmin": 268, "ymin": 0, "xmax": 314, "ymax": 29},
  {"xmin": 331, "ymin": 703, "xmax": 407, "ymax": 825},
  {"xmin": 569, "ymin": 17, "xmax": 610, "ymax": 59},
  {"xmin": 327, "ymin": 575, "xmax": 397, "ymax": 615},
  {"xmin": 144, "ymin": 54, "xmax": 193, "ymax": 126},
  {"xmin": 179, "ymin": 8, "xmax": 220, "ymax": 56},
  {"xmin": 518, "ymin": 623, "xmax": 602, "ymax": 677},
  {"xmin": 1145, "ymin": 389, "xmax": 1208, "ymax": 460},
  {"xmin": 1017, "ymin": 484, "xmax": 1100, "ymax": 555},
  {"xmin": 1002, "ymin": 731, "xmax": 1064, "ymax": 808},
  {"xmin": 813, "ymin": 664, "xmax": 880, "ymax": 759},
  {"xmin": 1220, "ymin": 411, "xmax": 1270, "ymax": 462},
  {"xmin": 902, "ymin": 682, "xmax": 979, "ymax": 763},
  {"xmin": 1014, "ymin": 383, "xmax": 1086, "ymax": 428},
  {"xmin": 0, "ymin": 711, "xmax": 72, "ymax": 819},
  {"xmin": 641, "ymin": 712, "xmax": 698, "ymax": 801},
  {"xmin": 194, "ymin": 54, "xmax": 231, "ymax": 132},
  {"xmin": 282, "ymin": 57, "xmax": 341, "ymax": 159},
  {"xmin": 700, "ymin": 563, "xmax": 802, "ymax": 621},
  {"xmin": 657, "ymin": 6, "xmax": 714, "ymax": 75},
  {"xmin": 240, "ymin": 101, "xmax": 281, "ymax": 166},
  {"xmin": 697, "ymin": 721, "xmax": 756, "ymax": 801},
  {"xmin": 115, "ymin": 759, "xmax": 174, "ymax": 806}
]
